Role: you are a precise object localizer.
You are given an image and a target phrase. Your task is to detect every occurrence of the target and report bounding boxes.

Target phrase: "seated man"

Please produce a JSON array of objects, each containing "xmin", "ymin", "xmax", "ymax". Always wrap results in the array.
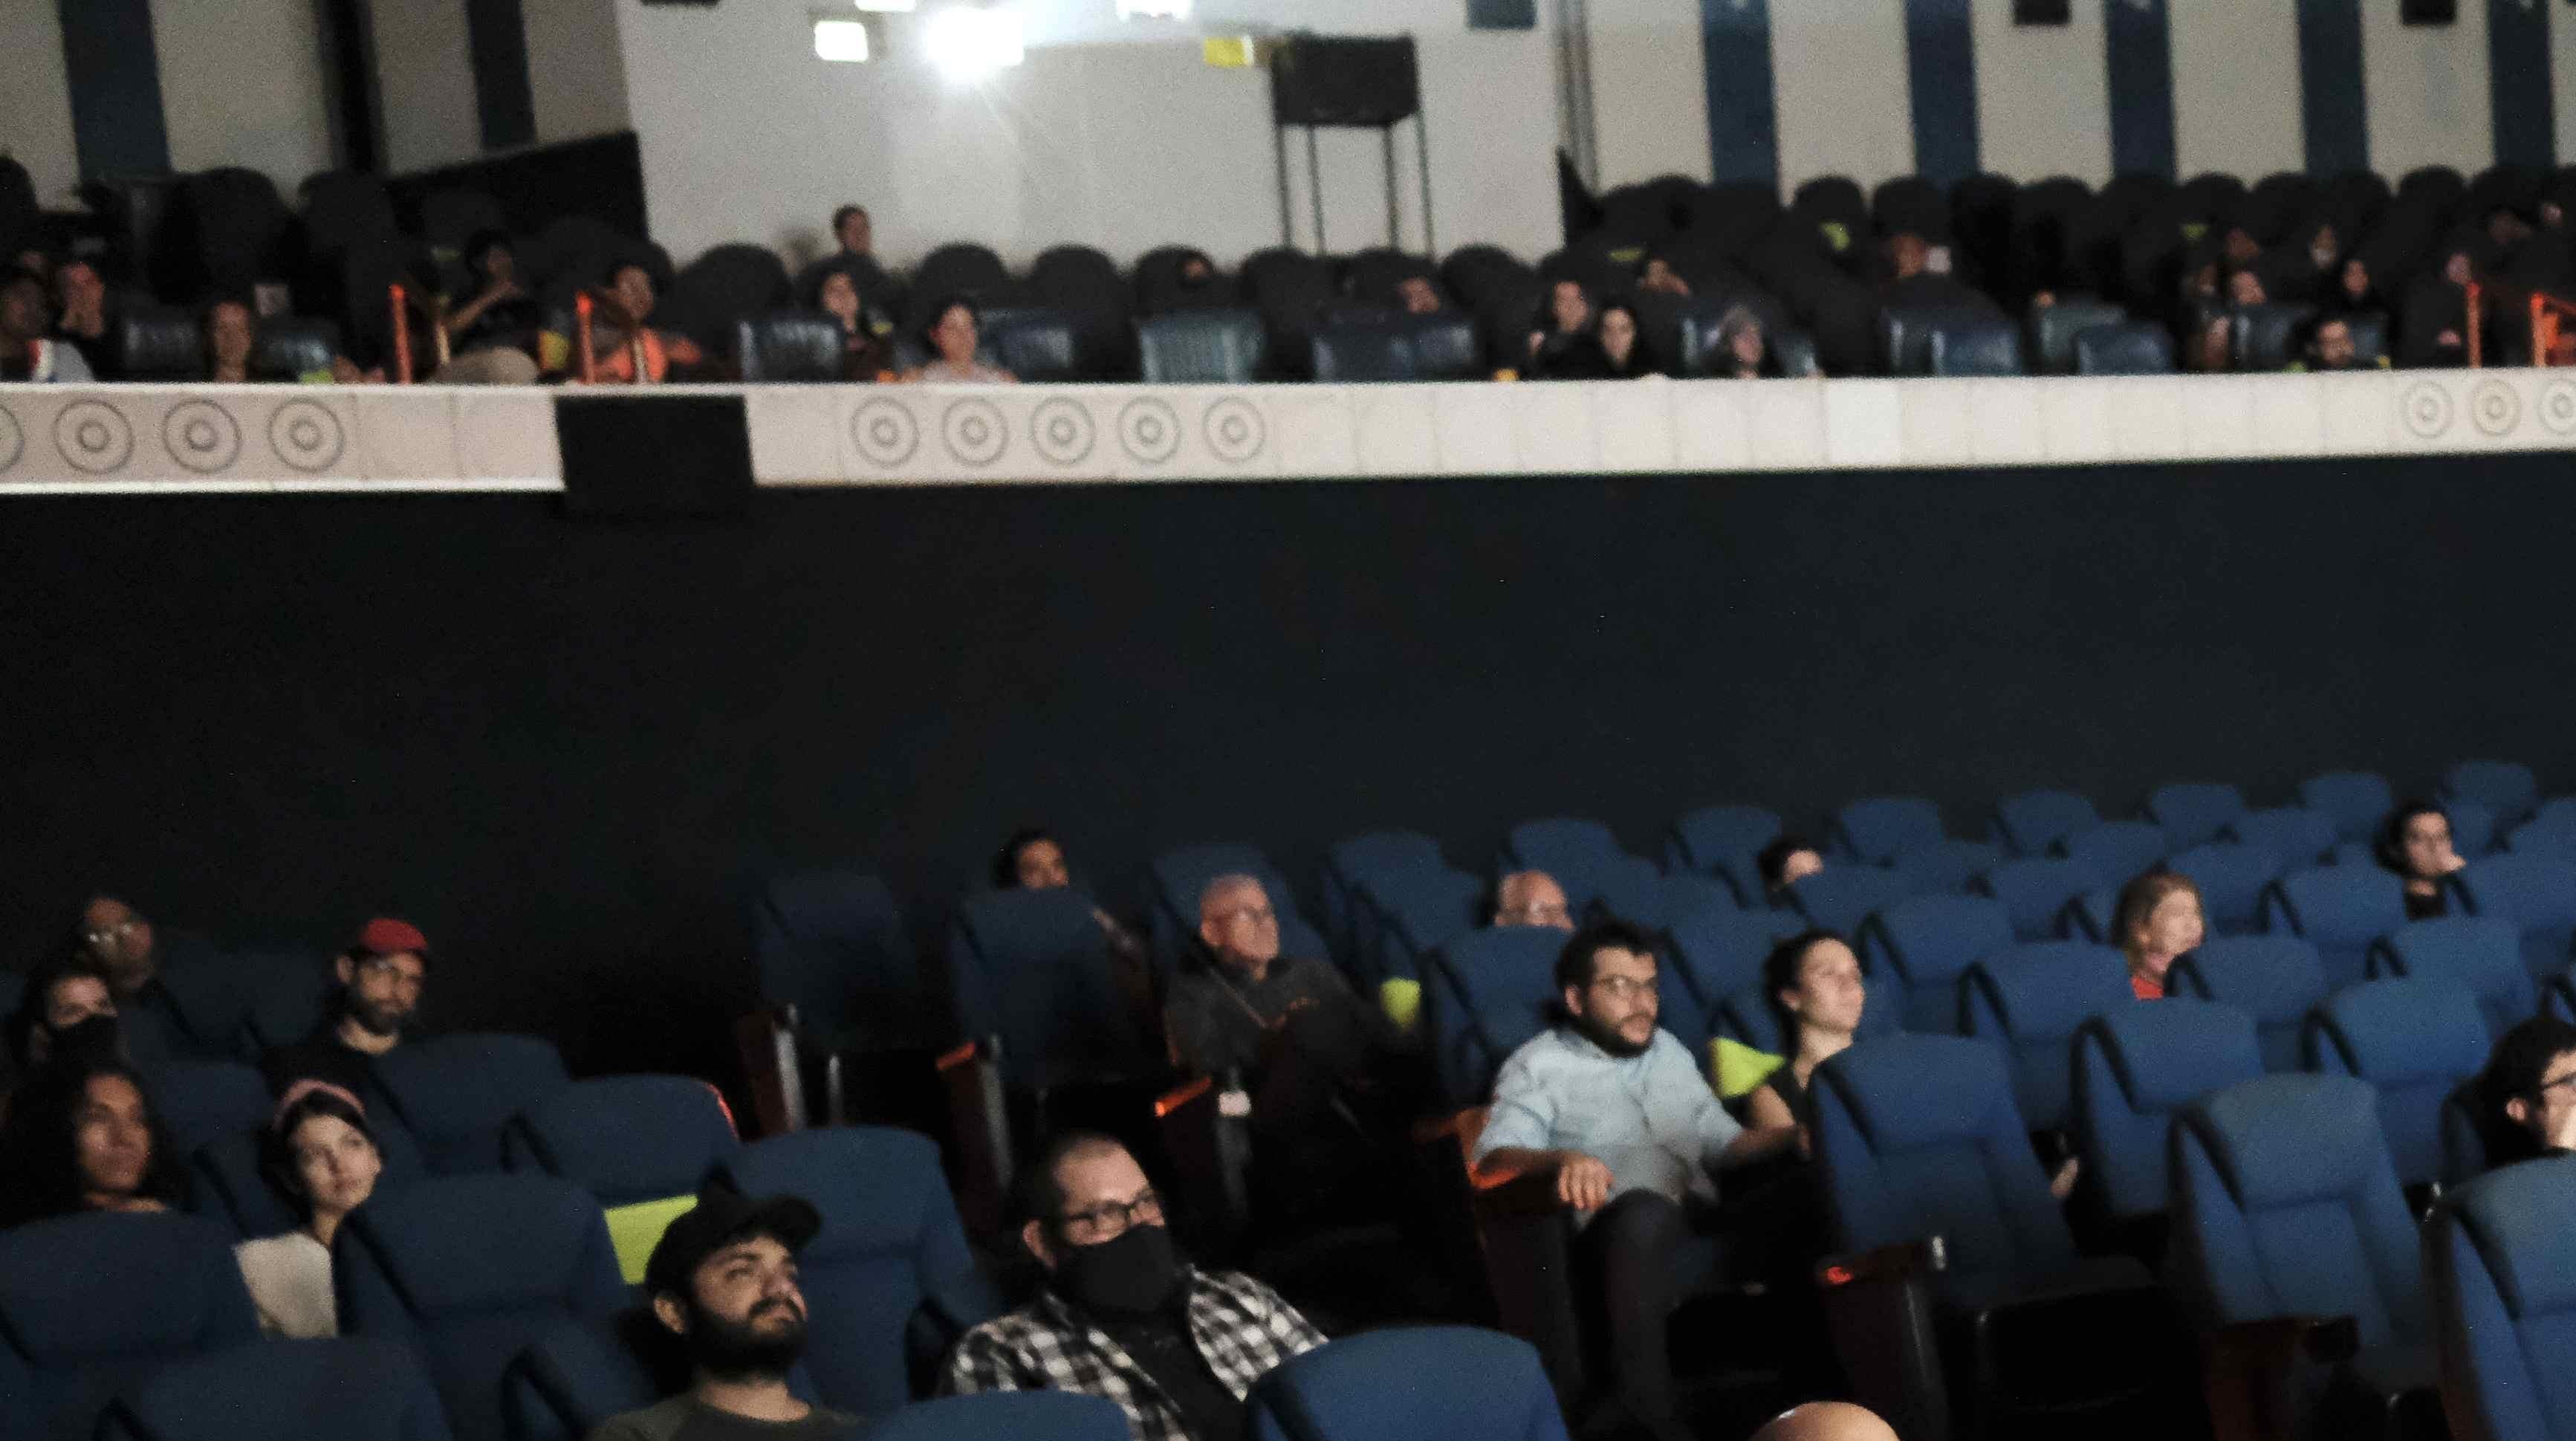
[
  {"xmin": 2478, "ymin": 1014, "xmax": 2576, "ymax": 1166},
  {"xmin": 1163, "ymin": 875, "xmax": 1420, "ymax": 1219},
  {"xmin": 944, "ymin": 1132, "xmax": 1324, "ymax": 1441},
  {"xmin": 74, "ymin": 896, "xmax": 184, "ymax": 1059},
  {"xmin": 263, "ymin": 918, "xmax": 429, "ymax": 1095},
  {"xmin": 0, "ymin": 268, "xmax": 91, "ymax": 382},
  {"xmin": 1475, "ymin": 922, "xmax": 1797, "ymax": 1440},
  {"xmin": 589, "ymin": 1187, "xmax": 860, "ymax": 1441},
  {"xmin": 1492, "ymin": 870, "xmax": 1574, "ymax": 932},
  {"xmin": 2293, "ymin": 314, "xmax": 2361, "ymax": 372}
]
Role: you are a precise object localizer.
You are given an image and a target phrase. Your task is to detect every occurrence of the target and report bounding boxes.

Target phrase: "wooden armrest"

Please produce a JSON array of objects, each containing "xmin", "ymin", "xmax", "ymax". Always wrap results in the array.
[{"xmin": 1815, "ymin": 1237, "xmax": 1948, "ymax": 1290}]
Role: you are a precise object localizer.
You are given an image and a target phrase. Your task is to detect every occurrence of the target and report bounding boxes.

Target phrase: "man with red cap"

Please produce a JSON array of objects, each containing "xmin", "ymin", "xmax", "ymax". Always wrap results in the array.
[{"xmin": 261, "ymin": 917, "xmax": 430, "ymax": 1096}]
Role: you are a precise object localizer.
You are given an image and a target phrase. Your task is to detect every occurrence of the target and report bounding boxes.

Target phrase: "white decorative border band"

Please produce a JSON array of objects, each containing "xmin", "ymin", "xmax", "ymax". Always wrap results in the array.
[{"xmin": 7, "ymin": 371, "xmax": 2575, "ymax": 494}]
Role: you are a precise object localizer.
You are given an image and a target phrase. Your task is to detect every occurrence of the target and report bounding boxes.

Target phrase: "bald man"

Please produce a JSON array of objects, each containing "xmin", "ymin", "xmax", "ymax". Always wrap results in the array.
[
  {"xmin": 1493, "ymin": 871, "xmax": 1574, "ymax": 931},
  {"xmin": 1750, "ymin": 1402, "xmax": 1898, "ymax": 1441}
]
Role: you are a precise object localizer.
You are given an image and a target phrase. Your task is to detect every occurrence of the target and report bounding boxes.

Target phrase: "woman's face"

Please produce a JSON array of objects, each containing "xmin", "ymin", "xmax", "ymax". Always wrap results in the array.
[
  {"xmin": 1013, "ymin": 838, "xmax": 1071, "ymax": 890},
  {"xmin": 480, "ymin": 245, "xmax": 516, "ymax": 285},
  {"xmin": 932, "ymin": 305, "xmax": 978, "ymax": 365},
  {"xmin": 2135, "ymin": 890, "xmax": 2206, "ymax": 971},
  {"xmin": 1728, "ymin": 322, "xmax": 1765, "ymax": 368},
  {"xmin": 612, "ymin": 266, "xmax": 655, "ymax": 321},
  {"xmin": 1549, "ymin": 282, "xmax": 1589, "ymax": 334},
  {"xmin": 290, "ymin": 1113, "xmax": 382, "ymax": 1220},
  {"xmin": 2342, "ymin": 257, "xmax": 2369, "ymax": 299},
  {"xmin": 30, "ymin": 975, "xmax": 114, "ymax": 1069},
  {"xmin": 2401, "ymin": 813, "xmax": 2459, "ymax": 881},
  {"xmin": 74, "ymin": 1074, "xmax": 153, "ymax": 1202},
  {"xmin": 820, "ymin": 273, "xmax": 860, "ymax": 326},
  {"xmin": 1599, "ymin": 308, "xmax": 1636, "ymax": 366},
  {"xmin": 1783, "ymin": 939, "xmax": 1866, "ymax": 1037}
]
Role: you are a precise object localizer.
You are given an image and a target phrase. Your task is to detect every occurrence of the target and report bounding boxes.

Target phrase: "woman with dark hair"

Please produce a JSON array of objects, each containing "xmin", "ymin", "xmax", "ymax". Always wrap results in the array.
[
  {"xmin": 0, "ymin": 1055, "xmax": 186, "ymax": 1227},
  {"xmin": 1525, "ymin": 278, "xmax": 1604, "ymax": 378},
  {"xmin": 803, "ymin": 262, "xmax": 893, "ymax": 381},
  {"xmin": 1592, "ymin": 300, "xmax": 1665, "ymax": 379},
  {"xmin": 5, "ymin": 951, "xmax": 120, "ymax": 1075},
  {"xmin": 904, "ymin": 296, "xmax": 1014, "ymax": 384},
  {"xmin": 437, "ymin": 230, "xmax": 545, "ymax": 383},
  {"xmin": 235, "ymin": 1080, "xmax": 384, "ymax": 1336},
  {"xmin": 1757, "ymin": 835, "xmax": 1826, "ymax": 898},
  {"xmin": 991, "ymin": 828, "xmax": 1152, "ymax": 1019},
  {"xmin": 2112, "ymin": 868, "xmax": 2205, "ymax": 1000},
  {"xmin": 1745, "ymin": 931, "xmax": 1864, "ymax": 1139},
  {"xmin": 2378, "ymin": 802, "xmax": 2464, "ymax": 920}
]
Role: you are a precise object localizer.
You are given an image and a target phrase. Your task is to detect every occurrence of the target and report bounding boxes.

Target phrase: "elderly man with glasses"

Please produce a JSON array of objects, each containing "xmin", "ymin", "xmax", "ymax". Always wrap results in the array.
[{"xmin": 943, "ymin": 1131, "xmax": 1323, "ymax": 1441}]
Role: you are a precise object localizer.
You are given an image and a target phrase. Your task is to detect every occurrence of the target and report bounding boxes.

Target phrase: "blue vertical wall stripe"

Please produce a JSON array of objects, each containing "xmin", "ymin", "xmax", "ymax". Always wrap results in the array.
[
  {"xmin": 1700, "ymin": 0, "xmax": 1779, "ymax": 187},
  {"xmin": 2489, "ymin": 0, "xmax": 2554, "ymax": 170},
  {"xmin": 1903, "ymin": 0, "xmax": 1979, "ymax": 187},
  {"xmin": 2104, "ymin": 0, "xmax": 2177, "ymax": 179},
  {"xmin": 53, "ymin": 0, "xmax": 171, "ymax": 181},
  {"xmin": 2295, "ymin": 0, "xmax": 2369, "ymax": 175}
]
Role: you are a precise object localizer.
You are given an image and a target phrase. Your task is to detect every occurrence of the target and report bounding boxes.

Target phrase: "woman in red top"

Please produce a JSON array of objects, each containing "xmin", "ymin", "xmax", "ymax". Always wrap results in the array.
[{"xmin": 2114, "ymin": 869, "xmax": 2205, "ymax": 1000}]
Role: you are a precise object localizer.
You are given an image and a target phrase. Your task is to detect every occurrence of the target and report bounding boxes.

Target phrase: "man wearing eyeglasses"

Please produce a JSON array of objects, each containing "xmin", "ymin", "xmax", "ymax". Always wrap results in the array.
[
  {"xmin": 262, "ymin": 918, "xmax": 431, "ymax": 1096},
  {"xmin": 74, "ymin": 896, "xmax": 186, "ymax": 1062},
  {"xmin": 2479, "ymin": 1014, "xmax": 2576, "ymax": 1165},
  {"xmin": 943, "ymin": 1131, "xmax": 1324, "ymax": 1441},
  {"xmin": 1474, "ymin": 921, "xmax": 1799, "ymax": 1441}
]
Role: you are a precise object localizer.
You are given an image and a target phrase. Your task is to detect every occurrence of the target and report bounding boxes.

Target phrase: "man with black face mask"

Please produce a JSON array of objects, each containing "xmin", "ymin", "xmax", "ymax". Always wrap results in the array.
[
  {"xmin": 262, "ymin": 918, "xmax": 429, "ymax": 1095},
  {"xmin": 1475, "ymin": 922, "xmax": 1797, "ymax": 1441},
  {"xmin": 942, "ymin": 1133, "xmax": 1324, "ymax": 1441},
  {"xmin": 590, "ymin": 1187, "xmax": 860, "ymax": 1441}
]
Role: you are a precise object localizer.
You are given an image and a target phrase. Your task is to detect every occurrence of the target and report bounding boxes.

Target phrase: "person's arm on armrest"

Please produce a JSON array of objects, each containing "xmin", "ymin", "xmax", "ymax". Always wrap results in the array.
[{"xmin": 1477, "ymin": 1146, "xmax": 1614, "ymax": 1211}]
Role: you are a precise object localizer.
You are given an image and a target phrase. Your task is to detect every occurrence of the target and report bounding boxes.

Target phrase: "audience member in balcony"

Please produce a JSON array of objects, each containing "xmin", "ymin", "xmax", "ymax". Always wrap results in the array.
[
  {"xmin": 2375, "ymin": 803, "xmax": 2463, "ymax": 921},
  {"xmin": 1757, "ymin": 835, "xmax": 1825, "ymax": 898},
  {"xmin": 435, "ymin": 230, "xmax": 544, "ymax": 383},
  {"xmin": 2336, "ymin": 256, "xmax": 2384, "ymax": 316},
  {"xmin": 2261, "ymin": 220, "xmax": 2342, "ymax": 308},
  {"xmin": 1594, "ymin": 301, "xmax": 1664, "ymax": 378},
  {"xmin": 945, "ymin": 1131, "xmax": 1324, "ymax": 1441},
  {"xmin": 808, "ymin": 265, "xmax": 894, "ymax": 381},
  {"xmin": 1637, "ymin": 253, "xmax": 1692, "ymax": 299},
  {"xmin": 554, "ymin": 262, "xmax": 705, "ymax": 384},
  {"xmin": 596, "ymin": 1187, "xmax": 861, "ymax": 1441},
  {"xmin": 0, "ymin": 1055, "xmax": 186, "ymax": 1228},
  {"xmin": 824, "ymin": 202, "xmax": 903, "ymax": 308},
  {"xmin": 49, "ymin": 258, "xmax": 115, "ymax": 380},
  {"xmin": 1744, "ymin": 931, "xmax": 1863, "ymax": 1141},
  {"xmin": 904, "ymin": 297, "xmax": 1016, "ymax": 384},
  {"xmin": 262, "ymin": 918, "xmax": 429, "ymax": 1096},
  {"xmin": 1493, "ymin": 870, "xmax": 1575, "ymax": 932},
  {"xmin": 5, "ymin": 953, "xmax": 122, "ymax": 1076},
  {"xmin": 1395, "ymin": 274, "xmax": 1445, "ymax": 316},
  {"xmin": 1526, "ymin": 278, "xmax": 1598, "ymax": 375},
  {"xmin": 833, "ymin": 204, "xmax": 878, "ymax": 265},
  {"xmin": 1710, "ymin": 305, "xmax": 1778, "ymax": 380},
  {"xmin": 236, "ymin": 1081, "xmax": 383, "ymax": 1338},
  {"xmin": 1475, "ymin": 922, "xmax": 1799, "ymax": 1441},
  {"xmin": 2219, "ymin": 223, "xmax": 2262, "ymax": 271},
  {"xmin": 2225, "ymin": 268, "xmax": 2268, "ymax": 308},
  {"xmin": 994, "ymin": 826, "xmax": 1152, "ymax": 1023},
  {"xmin": 2112, "ymin": 868, "xmax": 2204, "ymax": 1000},
  {"xmin": 2184, "ymin": 313, "xmax": 2234, "ymax": 374},
  {"xmin": 204, "ymin": 296, "xmax": 259, "ymax": 383},
  {"xmin": 2477, "ymin": 1014, "xmax": 2576, "ymax": 1165},
  {"xmin": 2290, "ymin": 314, "xmax": 2361, "ymax": 372},
  {"xmin": 0, "ymin": 268, "xmax": 91, "ymax": 383},
  {"xmin": 2401, "ymin": 244, "xmax": 2480, "ymax": 368}
]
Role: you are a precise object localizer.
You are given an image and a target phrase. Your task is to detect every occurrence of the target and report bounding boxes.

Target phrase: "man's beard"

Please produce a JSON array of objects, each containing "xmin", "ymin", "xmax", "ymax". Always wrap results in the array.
[
  {"xmin": 1573, "ymin": 1008, "xmax": 1652, "ymax": 1060},
  {"xmin": 345, "ymin": 995, "xmax": 410, "ymax": 1039},
  {"xmin": 684, "ymin": 1295, "xmax": 807, "ymax": 1380}
]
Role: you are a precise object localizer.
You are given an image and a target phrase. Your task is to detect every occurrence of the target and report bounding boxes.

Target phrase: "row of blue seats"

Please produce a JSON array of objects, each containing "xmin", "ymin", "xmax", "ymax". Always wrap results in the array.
[
  {"xmin": 80, "ymin": 1326, "xmax": 1567, "ymax": 1441},
  {"xmin": 1808, "ymin": 1026, "xmax": 2574, "ymax": 1441}
]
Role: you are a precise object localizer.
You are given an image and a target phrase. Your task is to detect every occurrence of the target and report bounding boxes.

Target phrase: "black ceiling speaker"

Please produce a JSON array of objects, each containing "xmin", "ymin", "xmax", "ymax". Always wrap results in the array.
[
  {"xmin": 2012, "ymin": 0, "xmax": 2071, "ymax": 25},
  {"xmin": 2401, "ymin": 0, "xmax": 2456, "ymax": 22},
  {"xmin": 1271, "ymin": 36, "xmax": 1420, "ymax": 127}
]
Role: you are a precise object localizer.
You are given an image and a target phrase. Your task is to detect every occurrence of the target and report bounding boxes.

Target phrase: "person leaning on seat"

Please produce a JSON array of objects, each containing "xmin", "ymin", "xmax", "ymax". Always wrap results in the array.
[{"xmin": 942, "ymin": 1131, "xmax": 1324, "ymax": 1441}]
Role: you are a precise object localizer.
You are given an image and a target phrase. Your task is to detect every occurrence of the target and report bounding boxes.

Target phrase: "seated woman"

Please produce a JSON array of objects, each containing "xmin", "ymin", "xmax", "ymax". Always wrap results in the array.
[
  {"xmin": 5, "ymin": 952, "xmax": 121, "ymax": 1078},
  {"xmin": 2378, "ymin": 802, "xmax": 2464, "ymax": 919},
  {"xmin": 805, "ymin": 264, "xmax": 893, "ymax": 381},
  {"xmin": 2113, "ymin": 868, "xmax": 2204, "ymax": 1000},
  {"xmin": 236, "ymin": 1081, "xmax": 383, "ymax": 1337},
  {"xmin": 557, "ymin": 262, "xmax": 707, "ymax": 383},
  {"xmin": 903, "ymin": 297, "xmax": 1015, "ymax": 384},
  {"xmin": 1710, "ymin": 305, "xmax": 1779, "ymax": 379},
  {"xmin": 0, "ymin": 1055, "xmax": 186, "ymax": 1227},
  {"xmin": 1757, "ymin": 834, "xmax": 1826, "ymax": 898},
  {"xmin": 1593, "ymin": 300, "xmax": 1665, "ymax": 379},
  {"xmin": 1745, "ymin": 930, "xmax": 1865, "ymax": 1139},
  {"xmin": 436, "ymin": 230, "xmax": 544, "ymax": 383},
  {"xmin": 993, "ymin": 827, "xmax": 1152, "ymax": 1026},
  {"xmin": 1525, "ymin": 279, "xmax": 1603, "ymax": 378}
]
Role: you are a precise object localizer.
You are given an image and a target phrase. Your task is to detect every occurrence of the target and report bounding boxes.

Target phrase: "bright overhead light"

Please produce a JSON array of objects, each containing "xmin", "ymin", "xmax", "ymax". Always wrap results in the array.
[
  {"xmin": 813, "ymin": 17, "xmax": 872, "ymax": 60},
  {"xmin": 1115, "ymin": 0, "xmax": 1193, "ymax": 17},
  {"xmin": 923, "ymin": 6, "xmax": 1023, "ymax": 80}
]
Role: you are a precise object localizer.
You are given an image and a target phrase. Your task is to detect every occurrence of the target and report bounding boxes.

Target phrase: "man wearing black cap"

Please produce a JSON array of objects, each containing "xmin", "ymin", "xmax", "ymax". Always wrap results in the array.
[{"xmin": 588, "ymin": 1188, "xmax": 860, "ymax": 1441}]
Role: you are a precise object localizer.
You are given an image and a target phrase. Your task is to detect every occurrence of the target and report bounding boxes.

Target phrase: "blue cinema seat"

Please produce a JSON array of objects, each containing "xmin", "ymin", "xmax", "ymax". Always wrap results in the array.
[
  {"xmin": 2164, "ymin": 936, "xmax": 2331, "ymax": 1072},
  {"xmin": 1425, "ymin": 927, "xmax": 1566, "ymax": 1104},
  {"xmin": 1959, "ymin": 942, "xmax": 2138, "ymax": 1130},
  {"xmin": 1247, "ymin": 1327, "xmax": 1569, "ymax": 1441},
  {"xmin": 2372, "ymin": 916, "xmax": 2539, "ymax": 1040},
  {"xmin": 2299, "ymin": 771, "xmax": 2396, "ymax": 843},
  {"xmin": 2427, "ymin": 1153, "xmax": 2576, "ymax": 1441},
  {"xmin": 370, "ymin": 1032, "xmax": 571, "ymax": 1175},
  {"xmin": 97, "ymin": 1335, "xmax": 452, "ymax": 1441},
  {"xmin": 749, "ymin": 867, "xmax": 941, "ymax": 1050},
  {"xmin": 1974, "ymin": 857, "xmax": 2098, "ymax": 942},
  {"xmin": 2146, "ymin": 783, "xmax": 2250, "ymax": 851},
  {"xmin": 1991, "ymin": 788, "xmax": 2099, "ymax": 858},
  {"xmin": 1858, "ymin": 893, "xmax": 2014, "ymax": 1034},
  {"xmin": 2304, "ymin": 979, "xmax": 2495, "ymax": 1190},
  {"xmin": 1662, "ymin": 803, "xmax": 1783, "ymax": 904},
  {"xmin": 0, "ymin": 1211, "xmax": 261, "ymax": 1441},
  {"xmin": 1834, "ymin": 796, "xmax": 1949, "ymax": 866},
  {"xmin": 2070, "ymin": 1000, "xmax": 2262, "ymax": 1223},
  {"xmin": 2453, "ymin": 853, "xmax": 2576, "ymax": 982},
  {"xmin": 870, "ymin": 1392, "xmax": 1132, "ymax": 1441},
  {"xmin": 2261, "ymin": 865, "xmax": 2409, "ymax": 988}
]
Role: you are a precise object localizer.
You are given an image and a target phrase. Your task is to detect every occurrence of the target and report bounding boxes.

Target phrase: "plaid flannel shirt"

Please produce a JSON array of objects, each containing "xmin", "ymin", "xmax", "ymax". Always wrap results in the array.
[{"xmin": 940, "ymin": 1266, "xmax": 1326, "ymax": 1441}]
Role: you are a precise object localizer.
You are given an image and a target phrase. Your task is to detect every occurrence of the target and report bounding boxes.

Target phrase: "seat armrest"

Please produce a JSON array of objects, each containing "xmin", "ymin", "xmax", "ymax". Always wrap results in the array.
[
  {"xmin": 2202, "ymin": 1315, "xmax": 2356, "ymax": 1441},
  {"xmin": 1814, "ymin": 1236, "xmax": 1953, "ymax": 1441},
  {"xmin": 1156, "ymin": 1076, "xmax": 1251, "ymax": 1246},
  {"xmin": 938, "ymin": 1039, "xmax": 1011, "ymax": 1236}
]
